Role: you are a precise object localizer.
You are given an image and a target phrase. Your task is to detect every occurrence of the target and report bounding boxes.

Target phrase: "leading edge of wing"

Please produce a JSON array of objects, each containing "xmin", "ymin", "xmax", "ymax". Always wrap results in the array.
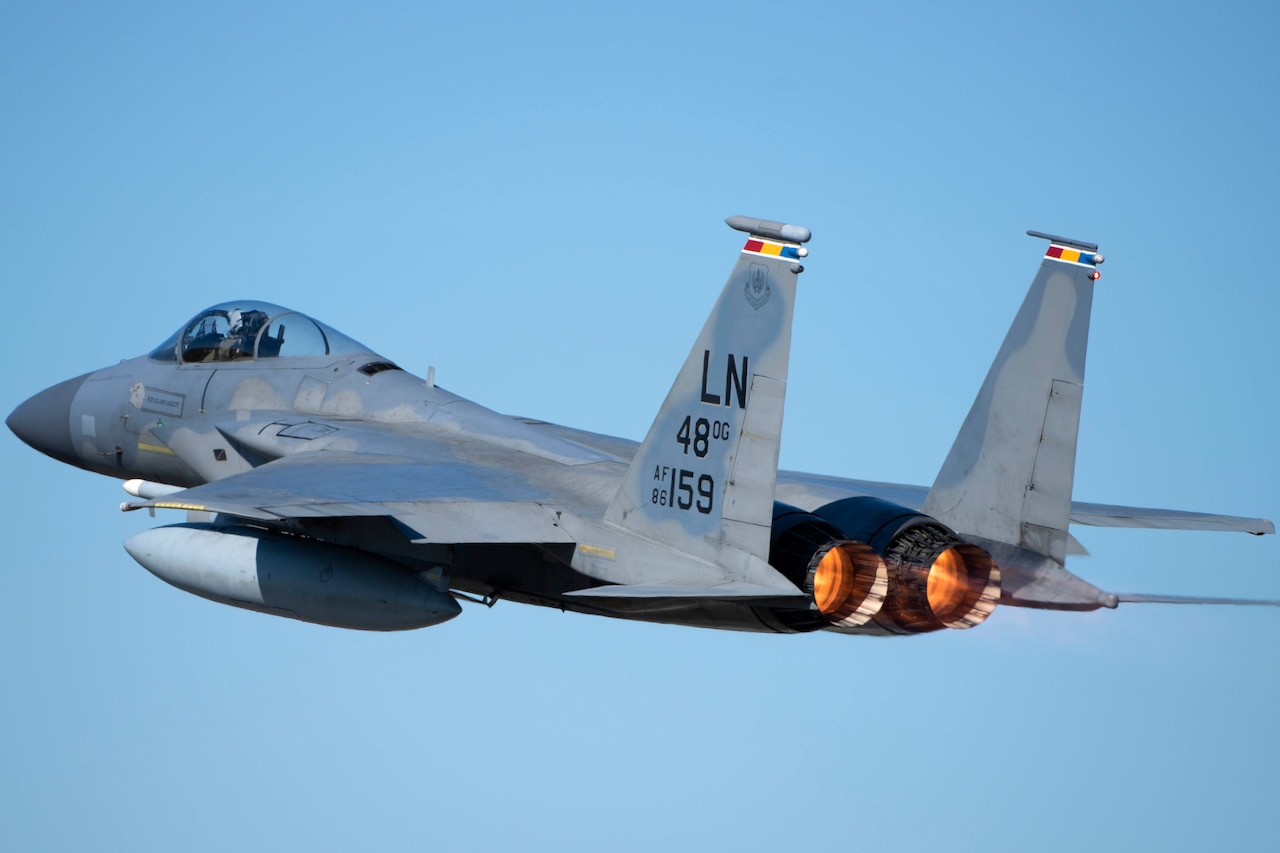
[
  {"xmin": 133, "ymin": 451, "xmax": 544, "ymax": 514},
  {"xmin": 124, "ymin": 450, "xmax": 576, "ymax": 544}
]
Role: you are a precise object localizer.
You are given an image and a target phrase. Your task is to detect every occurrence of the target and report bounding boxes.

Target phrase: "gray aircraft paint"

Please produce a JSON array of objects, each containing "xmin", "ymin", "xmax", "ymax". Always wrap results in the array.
[
  {"xmin": 923, "ymin": 241, "xmax": 1097, "ymax": 565},
  {"xmin": 604, "ymin": 234, "xmax": 799, "ymax": 563},
  {"xmin": 7, "ymin": 219, "xmax": 1276, "ymax": 633}
]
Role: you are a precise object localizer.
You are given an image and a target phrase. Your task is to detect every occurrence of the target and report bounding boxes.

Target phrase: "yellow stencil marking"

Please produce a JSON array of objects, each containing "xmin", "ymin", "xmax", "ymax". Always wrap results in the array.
[{"xmin": 137, "ymin": 442, "xmax": 176, "ymax": 456}]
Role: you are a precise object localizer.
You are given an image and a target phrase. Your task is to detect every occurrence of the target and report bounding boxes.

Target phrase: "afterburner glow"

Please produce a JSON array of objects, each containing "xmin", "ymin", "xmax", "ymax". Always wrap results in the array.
[
  {"xmin": 811, "ymin": 541, "xmax": 888, "ymax": 628},
  {"xmin": 812, "ymin": 496, "xmax": 1003, "ymax": 634},
  {"xmin": 926, "ymin": 547, "xmax": 970, "ymax": 620}
]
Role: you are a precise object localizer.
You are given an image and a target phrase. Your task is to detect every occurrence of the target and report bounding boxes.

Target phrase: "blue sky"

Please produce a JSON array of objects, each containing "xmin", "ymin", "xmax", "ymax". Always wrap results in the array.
[{"xmin": 3, "ymin": 2, "xmax": 1278, "ymax": 850}]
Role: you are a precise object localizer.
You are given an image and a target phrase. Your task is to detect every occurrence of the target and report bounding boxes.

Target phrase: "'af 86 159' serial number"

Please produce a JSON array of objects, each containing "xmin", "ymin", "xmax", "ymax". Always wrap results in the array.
[{"xmin": 652, "ymin": 466, "xmax": 713, "ymax": 514}]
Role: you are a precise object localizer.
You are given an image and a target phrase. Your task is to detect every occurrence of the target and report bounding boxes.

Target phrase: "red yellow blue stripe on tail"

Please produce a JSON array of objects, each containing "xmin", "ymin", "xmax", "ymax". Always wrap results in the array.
[
  {"xmin": 742, "ymin": 238, "xmax": 805, "ymax": 260},
  {"xmin": 1045, "ymin": 244, "xmax": 1103, "ymax": 266}
]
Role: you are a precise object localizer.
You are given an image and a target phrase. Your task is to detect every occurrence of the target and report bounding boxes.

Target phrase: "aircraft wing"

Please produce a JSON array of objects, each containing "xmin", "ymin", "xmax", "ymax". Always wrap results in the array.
[
  {"xmin": 129, "ymin": 449, "xmax": 576, "ymax": 544},
  {"xmin": 522, "ymin": 421, "xmax": 1275, "ymax": 537},
  {"xmin": 1065, "ymin": 501, "xmax": 1274, "ymax": 535},
  {"xmin": 766, "ymin": 471, "xmax": 1275, "ymax": 535}
]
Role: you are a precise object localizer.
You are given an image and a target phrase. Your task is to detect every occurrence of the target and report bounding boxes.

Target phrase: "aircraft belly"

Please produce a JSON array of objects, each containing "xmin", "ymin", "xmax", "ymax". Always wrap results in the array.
[{"xmin": 496, "ymin": 589, "xmax": 787, "ymax": 633}]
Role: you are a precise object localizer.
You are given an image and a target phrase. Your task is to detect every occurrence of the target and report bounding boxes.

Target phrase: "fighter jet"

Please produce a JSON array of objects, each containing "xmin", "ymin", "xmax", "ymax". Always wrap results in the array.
[{"xmin": 7, "ymin": 217, "xmax": 1275, "ymax": 634}]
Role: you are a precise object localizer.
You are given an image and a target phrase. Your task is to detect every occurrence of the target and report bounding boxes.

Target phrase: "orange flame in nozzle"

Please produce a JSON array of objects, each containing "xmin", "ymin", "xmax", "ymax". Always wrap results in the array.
[
  {"xmin": 926, "ymin": 547, "xmax": 970, "ymax": 619},
  {"xmin": 809, "ymin": 541, "xmax": 888, "ymax": 628}
]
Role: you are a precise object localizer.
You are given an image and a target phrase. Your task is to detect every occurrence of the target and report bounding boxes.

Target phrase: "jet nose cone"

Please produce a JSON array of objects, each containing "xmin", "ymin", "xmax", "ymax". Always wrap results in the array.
[{"xmin": 7, "ymin": 373, "xmax": 89, "ymax": 466}]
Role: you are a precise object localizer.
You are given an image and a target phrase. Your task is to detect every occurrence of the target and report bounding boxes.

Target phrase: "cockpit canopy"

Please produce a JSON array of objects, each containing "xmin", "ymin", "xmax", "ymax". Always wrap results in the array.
[{"xmin": 148, "ymin": 301, "xmax": 374, "ymax": 363}]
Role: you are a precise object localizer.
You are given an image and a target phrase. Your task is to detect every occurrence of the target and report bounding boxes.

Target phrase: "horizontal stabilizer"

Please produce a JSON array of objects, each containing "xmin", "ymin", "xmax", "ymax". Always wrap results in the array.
[
  {"xmin": 1117, "ymin": 593, "xmax": 1280, "ymax": 607},
  {"xmin": 566, "ymin": 582, "xmax": 807, "ymax": 605}
]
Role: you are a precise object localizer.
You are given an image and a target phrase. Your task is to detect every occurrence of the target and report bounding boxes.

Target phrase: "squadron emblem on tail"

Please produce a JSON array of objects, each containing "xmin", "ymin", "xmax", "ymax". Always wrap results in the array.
[{"xmin": 744, "ymin": 264, "xmax": 772, "ymax": 310}]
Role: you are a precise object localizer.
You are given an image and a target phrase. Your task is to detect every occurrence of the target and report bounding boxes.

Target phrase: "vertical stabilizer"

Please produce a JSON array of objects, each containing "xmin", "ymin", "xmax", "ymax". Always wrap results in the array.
[
  {"xmin": 604, "ymin": 217, "xmax": 809, "ymax": 564},
  {"xmin": 922, "ymin": 233, "xmax": 1104, "ymax": 564}
]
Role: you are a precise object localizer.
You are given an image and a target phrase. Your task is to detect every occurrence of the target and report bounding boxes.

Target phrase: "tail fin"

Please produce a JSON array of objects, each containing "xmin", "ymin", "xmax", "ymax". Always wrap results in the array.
[
  {"xmin": 922, "ymin": 231, "xmax": 1104, "ymax": 564},
  {"xmin": 604, "ymin": 216, "xmax": 810, "ymax": 564}
]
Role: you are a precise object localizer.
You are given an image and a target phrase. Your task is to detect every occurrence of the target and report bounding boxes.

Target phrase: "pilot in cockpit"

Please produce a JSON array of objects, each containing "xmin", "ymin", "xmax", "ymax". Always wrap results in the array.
[{"xmin": 219, "ymin": 308, "xmax": 268, "ymax": 360}]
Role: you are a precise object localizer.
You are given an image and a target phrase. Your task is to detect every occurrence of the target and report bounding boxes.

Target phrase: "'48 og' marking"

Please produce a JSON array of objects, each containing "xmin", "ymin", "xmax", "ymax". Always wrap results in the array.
[
  {"xmin": 651, "ymin": 465, "xmax": 713, "ymax": 514},
  {"xmin": 675, "ymin": 415, "xmax": 730, "ymax": 457}
]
